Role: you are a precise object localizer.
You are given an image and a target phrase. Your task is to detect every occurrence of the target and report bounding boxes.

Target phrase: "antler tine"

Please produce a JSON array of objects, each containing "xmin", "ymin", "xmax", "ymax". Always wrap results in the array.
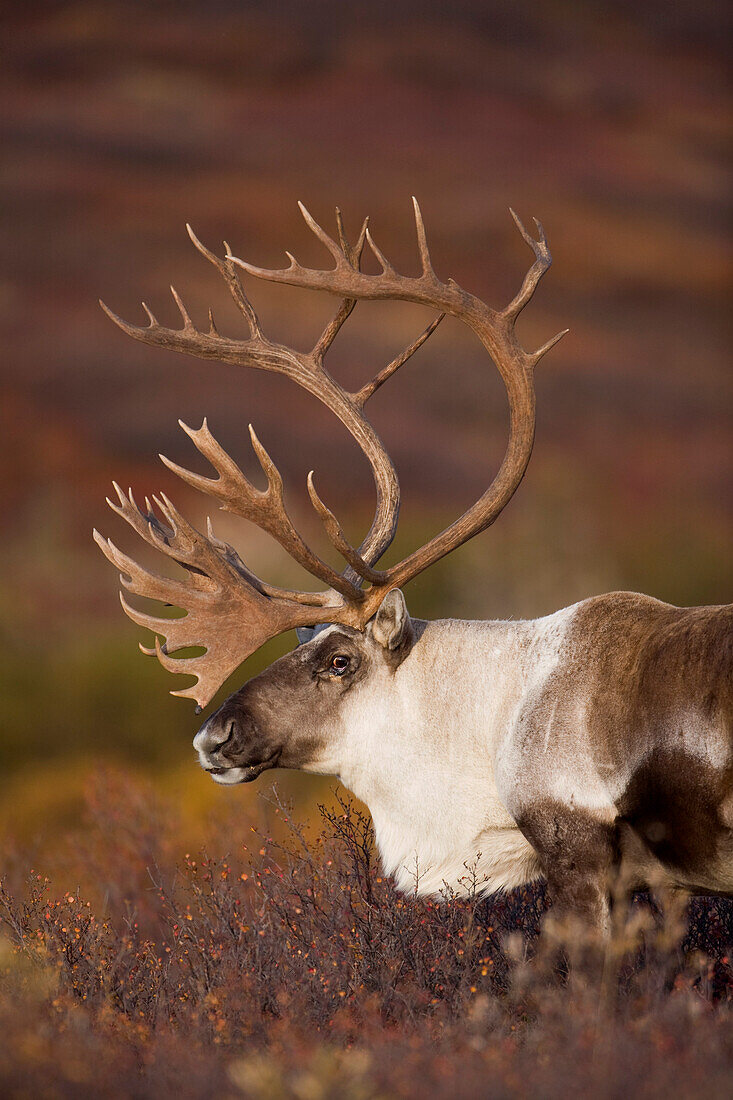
[
  {"xmin": 247, "ymin": 423, "xmax": 285, "ymax": 499},
  {"xmin": 531, "ymin": 327, "xmax": 570, "ymax": 367},
  {"xmin": 297, "ymin": 201, "xmax": 351, "ymax": 268},
  {"xmin": 306, "ymin": 472, "xmax": 387, "ymax": 584},
  {"xmin": 159, "ymin": 418, "xmax": 364, "ymax": 601},
  {"xmin": 501, "ymin": 209, "xmax": 552, "ymax": 323},
  {"xmin": 169, "ymin": 286, "xmax": 195, "ymax": 330},
  {"xmin": 335, "ymin": 207, "xmax": 369, "ymax": 267},
  {"xmin": 335, "ymin": 207, "xmax": 349, "ymax": 254},
  {"xmin": 354, "ymin": 311, "xmax": 445, "ymax": 408},
  {"xmin": 100, "ymin": 298, "xmax": 155, "ymax": 339},
  {"xmin": 312, "ymin": 208, "xmax": 372, "ymax": 362},
  {"xmin": 412, "ymin": 196, "xmax": 435, "ymax": 279},
  {"xmin": 186, "ymin": 224, "xmax": 262, "ymax": 340},
  {"xmin": 364, "ymin": 227, "xmax": 398, "ymax": 278}
]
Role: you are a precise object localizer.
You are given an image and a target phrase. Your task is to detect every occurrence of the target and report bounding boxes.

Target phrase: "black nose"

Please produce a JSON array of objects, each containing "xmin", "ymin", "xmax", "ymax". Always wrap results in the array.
[{"xmin": 193, "ymin": 716, "xmax": 235, "ymax": 759}]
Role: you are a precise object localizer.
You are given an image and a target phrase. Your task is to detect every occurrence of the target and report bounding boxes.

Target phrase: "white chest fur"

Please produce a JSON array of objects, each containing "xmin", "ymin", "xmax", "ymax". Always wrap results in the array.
[{"xmin": 335, "ymin": 615, "xmax": 573, "ymax": 897}]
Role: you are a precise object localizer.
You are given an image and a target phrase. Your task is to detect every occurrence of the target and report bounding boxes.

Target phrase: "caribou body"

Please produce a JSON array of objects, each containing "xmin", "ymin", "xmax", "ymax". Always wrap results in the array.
[
  {"xmin": 194, "ymin": 591, "xmax": 732, "ymax": 926},
  {"xmin": 96, "ymin": 200, "xmax": 733, "ymax": 928}
]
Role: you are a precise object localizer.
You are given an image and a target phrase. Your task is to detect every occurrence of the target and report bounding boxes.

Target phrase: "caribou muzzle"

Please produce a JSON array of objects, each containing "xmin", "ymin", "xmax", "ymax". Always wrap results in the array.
[{"xmin": 193, "ymin": 709, "xmax": 281, "ymax": 785}]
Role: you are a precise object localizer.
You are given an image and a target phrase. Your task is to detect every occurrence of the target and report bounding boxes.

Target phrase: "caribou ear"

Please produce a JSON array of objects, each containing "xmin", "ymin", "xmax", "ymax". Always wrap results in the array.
[{"xmin": 371, "ymin": 589, "xmax": 411, "ymax": 651}]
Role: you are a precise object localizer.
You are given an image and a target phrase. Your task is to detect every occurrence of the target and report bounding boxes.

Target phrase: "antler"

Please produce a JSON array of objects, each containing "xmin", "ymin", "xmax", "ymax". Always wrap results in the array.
[
  {"xmin": 229, "ymin": 200, "xmax": 568, "ymax": 590},
  {"xmin": 158, "ymin": 418, "xmax": 362, "ymax": 600},
  {"xmin": 94, "ymin": 485, "xmax": 341, "ymax": 705},
  {"xmin": 97, "ymin": 200, "xmax": 565, "ymax": 707},
  {"xmin": 99, "ymin": 218, "xmax": 439, "ymax": 582}
]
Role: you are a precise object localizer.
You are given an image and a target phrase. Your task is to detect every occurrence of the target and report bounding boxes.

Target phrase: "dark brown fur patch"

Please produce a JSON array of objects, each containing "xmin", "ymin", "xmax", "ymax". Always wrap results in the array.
[
  {"xmin": 531, "ymin": 594, "xmax": 732, "ymax": 893},
  {"xmin": 516, "ymin": 799, "xmax": 620, "ymax": 926},
  {"xmin": 618, "ymin": 749, "xmax": 732, "ymax": 880}
]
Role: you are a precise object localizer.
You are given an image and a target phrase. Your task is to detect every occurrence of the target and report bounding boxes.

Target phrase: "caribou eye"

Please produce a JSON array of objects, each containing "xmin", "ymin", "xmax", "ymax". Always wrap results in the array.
[{"xmin": 329, "ymin": 655, "xmax": 350, "ymax": 676}]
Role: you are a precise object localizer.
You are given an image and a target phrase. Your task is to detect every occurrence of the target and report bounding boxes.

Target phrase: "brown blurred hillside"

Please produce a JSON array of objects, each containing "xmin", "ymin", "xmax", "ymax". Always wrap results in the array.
[{"xmin": 0, "ymin": 1, "xmax": 731, "ymax": 804}]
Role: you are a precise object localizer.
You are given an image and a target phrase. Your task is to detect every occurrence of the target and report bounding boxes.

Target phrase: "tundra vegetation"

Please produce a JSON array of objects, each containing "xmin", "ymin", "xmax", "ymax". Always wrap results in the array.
[{"xmin": 0, "ymin": 772, "xmax": 731, "ymax": 1098}]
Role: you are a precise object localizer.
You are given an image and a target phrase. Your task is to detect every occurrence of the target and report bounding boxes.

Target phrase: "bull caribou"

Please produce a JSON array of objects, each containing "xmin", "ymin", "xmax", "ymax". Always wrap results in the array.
[{"xmin": 95, "ymin": 201, "xmax": 732, "ymax": 930}]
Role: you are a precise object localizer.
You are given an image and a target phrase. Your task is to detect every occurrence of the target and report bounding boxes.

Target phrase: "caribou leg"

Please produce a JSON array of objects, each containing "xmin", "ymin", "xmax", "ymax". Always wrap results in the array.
[{"xmin": 517, "ymin": 802, "xmax": 621, "ymax": 941}]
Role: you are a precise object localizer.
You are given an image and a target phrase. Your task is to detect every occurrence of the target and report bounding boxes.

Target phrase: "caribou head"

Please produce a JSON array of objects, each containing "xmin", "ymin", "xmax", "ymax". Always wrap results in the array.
[{"xmin": 193, "ymin": 592, "xmax": 415, "ymax": 785}]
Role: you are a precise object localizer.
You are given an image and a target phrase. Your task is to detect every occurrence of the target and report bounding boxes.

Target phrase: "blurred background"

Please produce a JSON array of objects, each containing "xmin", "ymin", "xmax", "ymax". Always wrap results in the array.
[{"xmin": 2, "ymin": 0, "xmax": 731, "ymax": 849}]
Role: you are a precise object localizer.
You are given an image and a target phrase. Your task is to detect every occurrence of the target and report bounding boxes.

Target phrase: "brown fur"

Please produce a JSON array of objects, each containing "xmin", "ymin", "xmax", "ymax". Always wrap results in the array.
[
  {"xmin": 516, "ymin": 800, "xmax": 620, "ymax": 928},
  {"xmin": 203, "ymin": 625, "xmax": 371, "ymax": 773},
  {"xmin": 512, "ymin": 594, "xmax": 733, "ymax": 913}
]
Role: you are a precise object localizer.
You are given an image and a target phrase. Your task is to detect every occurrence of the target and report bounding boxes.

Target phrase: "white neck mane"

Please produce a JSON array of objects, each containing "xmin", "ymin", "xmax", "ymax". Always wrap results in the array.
[{"xmin": 334, "ymin": 612, "xmax": 573, "ymax": 897}]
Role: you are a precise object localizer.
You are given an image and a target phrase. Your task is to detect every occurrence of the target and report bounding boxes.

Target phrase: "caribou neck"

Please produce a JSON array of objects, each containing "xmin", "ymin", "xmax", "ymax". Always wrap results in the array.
[{"xmin": 333, "ymin": 614, "xmax": 559, "ymax": 895}]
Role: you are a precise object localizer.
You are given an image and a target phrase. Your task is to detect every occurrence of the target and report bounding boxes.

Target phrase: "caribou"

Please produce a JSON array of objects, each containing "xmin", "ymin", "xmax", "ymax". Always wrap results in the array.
[{"xmin": 95, "ymin": 201, "xmax": 732, "ymax": 930}]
